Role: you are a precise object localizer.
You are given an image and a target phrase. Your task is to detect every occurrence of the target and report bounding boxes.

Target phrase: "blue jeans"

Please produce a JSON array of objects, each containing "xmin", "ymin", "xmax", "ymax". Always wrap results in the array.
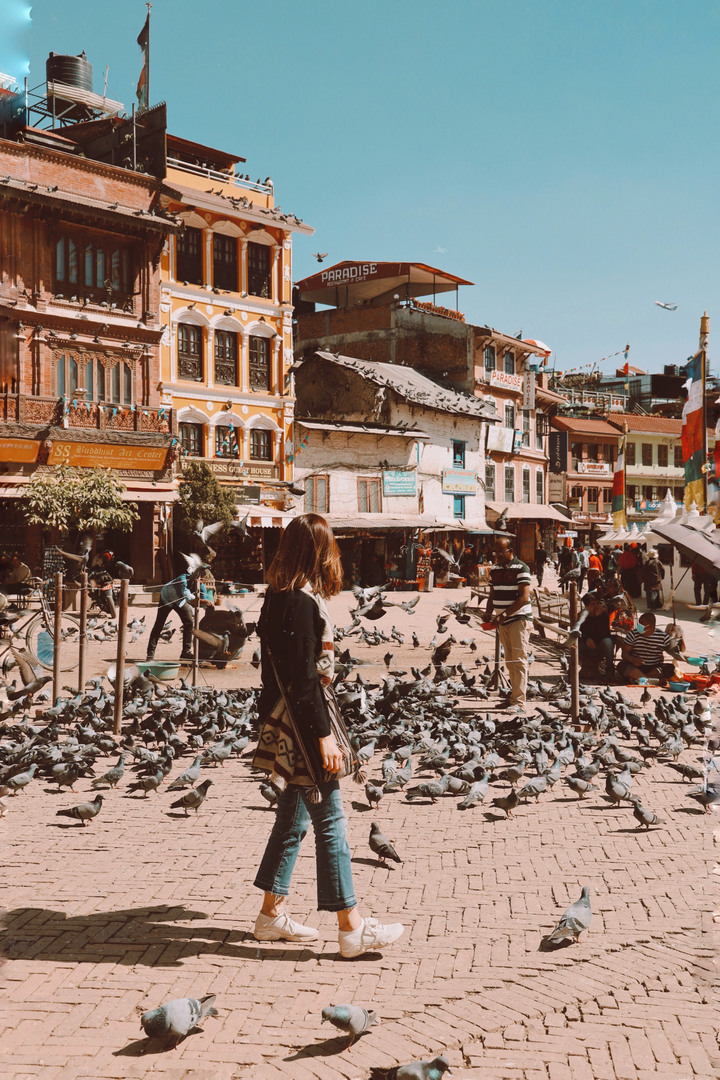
[
  {"xmin": 579, "ymin": 637, "xmax": 614, "ymax": 669},
  {"xmin": 254, "ymin": 780, "xmax": 357, "ymax": 912}
]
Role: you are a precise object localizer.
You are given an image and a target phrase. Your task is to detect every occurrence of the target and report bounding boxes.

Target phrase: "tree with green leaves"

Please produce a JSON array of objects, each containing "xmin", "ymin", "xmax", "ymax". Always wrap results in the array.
[
  {"xmin": 21, "ymin": 465, "xmax": 138, "ymax": 539},
  {"xmin": 174, "ymin": 461, "xmax": 236, "ymax": 537}
]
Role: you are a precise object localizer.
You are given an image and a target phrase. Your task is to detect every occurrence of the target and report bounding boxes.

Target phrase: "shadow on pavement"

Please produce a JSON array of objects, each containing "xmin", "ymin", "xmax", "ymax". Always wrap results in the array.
[
  {"xmin": 284, "ymin": 1034, "xmax": 352, "ymax": 1060},
  {"xmin": 0, "ymin": 904, "xmax": 321, "ymax": 966}
]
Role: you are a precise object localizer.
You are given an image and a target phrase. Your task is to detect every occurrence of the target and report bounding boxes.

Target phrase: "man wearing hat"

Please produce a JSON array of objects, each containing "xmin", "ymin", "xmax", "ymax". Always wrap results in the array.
[{"xmin": 643, "ymin": 548, "xmax": 664, "ymax": 611}]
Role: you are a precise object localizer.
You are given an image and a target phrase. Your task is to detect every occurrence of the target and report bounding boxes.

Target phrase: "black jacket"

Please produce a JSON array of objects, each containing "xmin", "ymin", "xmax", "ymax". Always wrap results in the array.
[{"xmin": 257, "ymin": 589, "xmax": 331, "ymax": 738}]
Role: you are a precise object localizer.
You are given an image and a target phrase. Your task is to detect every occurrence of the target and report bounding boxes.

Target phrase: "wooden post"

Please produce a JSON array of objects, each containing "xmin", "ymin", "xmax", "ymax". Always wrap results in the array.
[
  {"xmin": 569, "ymin": 580, "xmax": 580, "ymax": 723},
  {"xmin": 486, "ymin": 626, "xmax": 510, "ymax": 693},
  {"xmin": 113, "ymin": 578, "xmax": 129, "ymax": 736},
  {"xmin": 191, "ymin": 579, "xmax": 200, "ymax": 687},
  {"xmin": 52, "ymin": 571, "xmax": 63, "ymax": 704},
  {"xmin": 78, "ymin": 571, "xmax": 88, "ymax": 692}
]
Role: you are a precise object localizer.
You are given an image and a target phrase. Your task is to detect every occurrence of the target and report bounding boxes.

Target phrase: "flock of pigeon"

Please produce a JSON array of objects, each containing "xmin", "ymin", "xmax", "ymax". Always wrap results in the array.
[{"xmin": 1, "ymin": 581, "xmax": 718, "ymax": 1071}]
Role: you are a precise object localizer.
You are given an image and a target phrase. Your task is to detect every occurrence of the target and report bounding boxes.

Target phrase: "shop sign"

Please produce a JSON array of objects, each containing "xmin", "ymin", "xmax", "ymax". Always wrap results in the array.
[
  {"xmin": 182, "ymin": 458, "xmax": 278, "ymax": 480},
  {"xmin": 320, "ymin": 262, "xmax": 378, "ymax": 285},
  {"xmin": 47, "ymin": 441, "xmax": 168, "ymax": 470},
  {"xmin": 522, "ymin": 371, "xmax": 536, "ymax": 410},
  {"xmin": 486, "ymin": 425, "xmax": 515, "ymax": 453},
  {"xmin": 0, "ymin": 438, "xmax": 42, "ymax": 464},
  {"xmin": 382, "ymin": 470, "xmax": 416, "ymax": 496},
  {"xmin": 548, "ymin": 431, "xmax": 567, "ymax": 473},
  {"xmin": 490, "ymin": 370, "xmax": 523, "ymax": 393},
  {"xmin": 557, "ymin": 530, "xmax": 578, "ymax": 539},
  {"xmin": 635, "ymin": 499, "xmax": 684, "ymax": 512},
  {"xmin": 548, "ymin": 473, "xmax": 565, "ymax": 502},
  {"xmin": 234, "ymin": 485, "xmax": 261, "ymax": 504},
  {"xmin": 577, "ymin": 461, "xmax": 610, "ymax": 475},
  {"xmin": 442, "ymin": 469, "xmax": 477, "ymax": 495}
]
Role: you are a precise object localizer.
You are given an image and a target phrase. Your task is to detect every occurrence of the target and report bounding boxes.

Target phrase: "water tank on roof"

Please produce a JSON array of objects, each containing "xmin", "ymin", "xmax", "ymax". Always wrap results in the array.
[
  {"xmin": 663, "ymin": 364, "xmax": 678, "ymax": 377},
  {"xmin": 46, "ymin": 52, "xmax": 93, "ymax": 94}
]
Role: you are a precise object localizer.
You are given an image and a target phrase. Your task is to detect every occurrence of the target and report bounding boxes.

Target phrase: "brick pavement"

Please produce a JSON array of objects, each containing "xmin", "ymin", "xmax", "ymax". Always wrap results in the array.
[{"xmin": 1, "ymin": 578, "xmax": 718, "ymax": 1078}]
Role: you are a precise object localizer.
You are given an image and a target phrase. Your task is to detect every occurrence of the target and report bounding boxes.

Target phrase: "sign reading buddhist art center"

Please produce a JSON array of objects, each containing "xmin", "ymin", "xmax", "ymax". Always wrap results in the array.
[
  {"xmin": 47, "ymin": 442, "xmax": 168, "ymax": 470},
  {"xmin": 0, "ymin": 439, "xmax": 43, "ymax": 463}
]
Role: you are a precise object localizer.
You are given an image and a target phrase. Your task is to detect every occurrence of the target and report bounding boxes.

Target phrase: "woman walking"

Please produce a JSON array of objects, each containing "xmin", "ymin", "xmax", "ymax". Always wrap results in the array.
[{"xmin": 251, "ymin": 513, "xmax": 404, "ymax": 958}]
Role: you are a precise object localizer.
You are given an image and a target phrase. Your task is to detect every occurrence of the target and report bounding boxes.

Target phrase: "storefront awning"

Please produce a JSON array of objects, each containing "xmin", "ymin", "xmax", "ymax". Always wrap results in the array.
[
  {"xmin": 323, "ymin": 514, "xmax": 478, "ymax": 532},
  {"xmin": 485, "ymin": 501, "xmax": 571, "ymax": 523},
  {"xmin": 240, "ymin": 507, "xmax": 294, "ymax": 529}
]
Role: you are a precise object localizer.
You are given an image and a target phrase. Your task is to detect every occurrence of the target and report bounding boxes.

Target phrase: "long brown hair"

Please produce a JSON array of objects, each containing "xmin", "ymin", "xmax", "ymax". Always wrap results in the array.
[{"xmin": 266, "ymin": 513, "xmax": 343, "ymax": 597}]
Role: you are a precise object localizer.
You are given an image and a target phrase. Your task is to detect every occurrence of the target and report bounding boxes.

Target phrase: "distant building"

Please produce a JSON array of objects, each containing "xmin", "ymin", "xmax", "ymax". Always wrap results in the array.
[
  {"xmin": 548, "ymin": 416, "xmax": 620, "ymax": 540},
  {"xmin": 295, "ymin": 261, "xmax": 566, "ymax": 566}
]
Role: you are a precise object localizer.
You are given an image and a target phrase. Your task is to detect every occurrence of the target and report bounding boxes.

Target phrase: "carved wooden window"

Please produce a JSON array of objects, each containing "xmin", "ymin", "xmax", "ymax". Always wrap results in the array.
[
  {"xmin": 109, "ymin": 361, "xmax": 133, "ymax": 404},
  {"xmin": 214, "ymin": 331, "xmax": 238, "ymax": 386},
  {"xmin": 358, "ymin": 477, "xmax": 381, "ymax": 513},
  {"xmin": 176, "ymin": 227, "xmax": 203, "ymax": 285},
  {"xmin": 483, "ymin": 345, "xmax": 495, "ymax": 372},
  {"xmin": 55, "ymin": 353, "xmax": 127, "ymax": 403},
  {"xmin": 305, "ymin": 475, "xmax": 329, "ymax": 514},
  {"xmin": 213, "ymin": 234, "xmax": 238, "ymax": 292},
  {"xmin": 179, "ymin": 422, "xmax": 204, "ymax": 457},
  {"xmin": 250, "ymin": 429, "xmax": 272, "ymax": 461},
  {"xmin": 503, "ymin": 351, "xmax": 515, "ymax": 375},
  {"xmin": 248, "ymin": 242, "xmax": 271, "ymax": 297},
  {"xmin": 55, "ymin": 235, "xmax": 132, "ymax": 302},
  {"xmin": 657, "ymin": 443, "xmax": 668, "ymax": 467},
  {"xmin": 178, "ymin": 324, "xmax": 203, "ymax": 381},
  {"xmin": 249, "ymin": 336, "xmax": 270, "ymax": 390},
  {"xmin": 673, "ymin": 445, "xmax": 683, "ymax": 468},
  {"xmin": 214, "ymin": 425, "xmax": 240, "ymax": 459}
]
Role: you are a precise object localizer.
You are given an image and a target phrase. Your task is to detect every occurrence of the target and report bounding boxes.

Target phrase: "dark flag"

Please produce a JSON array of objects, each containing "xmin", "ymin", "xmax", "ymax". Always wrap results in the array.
[{"xmin": 136, "ymin": 13, "xmax": 150, "ymax": 111}]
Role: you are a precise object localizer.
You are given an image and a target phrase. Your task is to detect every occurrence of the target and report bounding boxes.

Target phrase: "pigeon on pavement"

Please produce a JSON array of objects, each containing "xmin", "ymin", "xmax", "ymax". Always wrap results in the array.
[
  {"xmin": 629, "ymin": 799, "xmax": 663, "ymax": 829},
  {"xmin": 141, "ymin": 993, "xmax": 218, "ymax": 1047},
  {"xmin": 55, "ymin": 794, "xmax": 103, "ymax": 826},
  {"xmin": 369, "ymin": 1054, "xmax": 452, "ymax": 1080},
  {"xmin": 166, "ymin": 754, "xmax": 203, "ymax": 790},
  {"xmin": 91, "ymin": 755, "xmax": 125, "ymax": 789},
  {"xmin": 542, "ymin": 885, "xmax": 592, "ymax": 947},
  {"xmin": 369, "ymin": 822, "xmax": 402, "ymax": 865},
  {"xmin": 170, "ymin": 778, "xmax": 213, "ymax": 816},
  {"xmin": 321, "ymin": 1002, "xmax": 378, "ymax": 1049}
]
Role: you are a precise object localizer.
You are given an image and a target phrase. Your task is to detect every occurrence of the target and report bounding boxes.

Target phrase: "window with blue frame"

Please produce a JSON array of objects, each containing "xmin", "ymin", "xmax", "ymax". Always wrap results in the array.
[
  {"xmin": 452, "ymin": 440, "xmax": 466, "ymax": 468},
  {"xmin": 453, "ymin": 494, "xmax": 465, "ymax": 518}
]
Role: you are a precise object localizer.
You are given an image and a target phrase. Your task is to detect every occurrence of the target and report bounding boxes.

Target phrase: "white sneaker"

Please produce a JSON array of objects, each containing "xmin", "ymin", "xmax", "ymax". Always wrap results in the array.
[
  {"xmin": 254, "ymin": 910, "xmax": 319, "ymax": 943},
  {"xmin": 338, "ymin": 916, "xmax": 405, "ymax": 958}
]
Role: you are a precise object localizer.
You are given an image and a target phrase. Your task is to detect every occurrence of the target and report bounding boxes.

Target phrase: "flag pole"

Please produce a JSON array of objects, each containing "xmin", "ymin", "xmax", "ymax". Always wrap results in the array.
[
  {"xmin": 146, "ymin": 3, "xmax": 151, "ymax": 107},
  {"xmin": 700, "ymin": 311, "xmax": 709, "ymax": 511}
]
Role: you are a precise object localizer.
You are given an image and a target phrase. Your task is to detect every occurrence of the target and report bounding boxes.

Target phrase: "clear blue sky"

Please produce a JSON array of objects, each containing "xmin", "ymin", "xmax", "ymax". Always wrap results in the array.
[{"xmin": 4, "ymin": 0, "xmax": 719, "ymax": 373}]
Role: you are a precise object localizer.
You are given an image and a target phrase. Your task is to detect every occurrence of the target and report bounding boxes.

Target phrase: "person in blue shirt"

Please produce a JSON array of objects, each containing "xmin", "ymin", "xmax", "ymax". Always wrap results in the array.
[{"xmin": 146, "ymin": 558, "xmax": 207, "ymax": 661}]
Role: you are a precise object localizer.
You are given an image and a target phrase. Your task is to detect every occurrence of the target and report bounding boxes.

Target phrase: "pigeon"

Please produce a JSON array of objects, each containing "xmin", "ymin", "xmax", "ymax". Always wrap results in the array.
[
  {"xmin": 259, "ymin": 780, "xmax": 282, "ymax": 807},
  {"xmin": 141, "ymin": 993, "xmax": 218, "ymax": 1047},
  {"xmin": 629, "ymin": 799, "xmax": 663, "ymax": 829},
  {"xmin": 3, "ymin": 764, "xmax": 37, "ymax": 794},
  {"xmin": 369, "ymin": 822, "xmax": 402, "ymax": 865},
  {"xmin": 166, "ymin": 755, "xmax": 203, "ymax": 790},
  {"xmin": 365, "ymin": 780, "xmax": 385, "ymax": 809},
  {"xmin": 542, "ymin": 885, "xmax": 592, "ymax": 947},
  {"xmin": 55, "ymin": 794, "xmax": 103, "ymax": 826},
  {"xmin": 685, "ymin": 784, "xmax": 720, "ymax": 813},
  {"xmin": 369, "ymin": 1054, "xmax": 452, "ymax": 1080},
  {"xmin": 127, "ymin": 770, "xmax": 163, "ymax": 797},
  {"xmin": 170, "ymin": 778, "xmax": 213, "ymax": 815},
  {"xmin": 7, "ymin": 648, "xmax": 52, "ymax": 700},
  {"xmin": 458, "ymin": 776, "xmax": 489, "ymax": 810},
  {"xmin": 321, "ymin": 1003, "xmax": 378, "ymax": 1049},
  {"xmin": 91, "ymin": 755, "xmax": 125, "ymax": 789},
  {"xmin": 491, "ymin": 788, "xmax": 519, "ymax": 818},
  {"xmin": 564, "ymin": 776, "xmax": 596, "ymax": 799},
  {"xmin": 405, "ymin": 775, "xmax": 450, "ymax": 803}
]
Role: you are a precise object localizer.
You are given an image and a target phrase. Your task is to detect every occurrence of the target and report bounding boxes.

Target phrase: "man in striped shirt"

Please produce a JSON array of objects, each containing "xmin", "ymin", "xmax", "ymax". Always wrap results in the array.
[
  {"xmin": 618, "ymin": 612, "xmax": 676, "ymax": 682},
  {"xmin": 484, "ymin": 538, "xmax": 533, "ymax": 711}
]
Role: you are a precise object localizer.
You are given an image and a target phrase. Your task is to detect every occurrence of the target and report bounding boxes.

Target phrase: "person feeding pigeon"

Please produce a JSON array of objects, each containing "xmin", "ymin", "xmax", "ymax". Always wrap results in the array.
[
  {"xmin": 483, "ymin": 537, "xmax": 533, "ymax": 712},
  {"xmin": 146, "ymin": 555, "xmax": 209, "ymax": 662},
  {"xmin": 251, "ymin": 513, "xmax": 404, "ymax": 959}
]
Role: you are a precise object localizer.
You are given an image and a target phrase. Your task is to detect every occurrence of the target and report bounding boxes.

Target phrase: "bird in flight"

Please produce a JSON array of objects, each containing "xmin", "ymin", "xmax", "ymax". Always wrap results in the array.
[
  {"xmin": 655, "ymin": 300, "xmax": 678, "ymax": 310},
  {"xmin": 312, "ymin": 252, "xmax": 328, "ymax": 262}
]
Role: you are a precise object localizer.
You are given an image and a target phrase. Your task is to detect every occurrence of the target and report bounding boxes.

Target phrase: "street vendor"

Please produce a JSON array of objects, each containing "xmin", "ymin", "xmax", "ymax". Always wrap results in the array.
[{"xmin": 617, "ymin": 612, "xmax": 683, "ymax": 684}]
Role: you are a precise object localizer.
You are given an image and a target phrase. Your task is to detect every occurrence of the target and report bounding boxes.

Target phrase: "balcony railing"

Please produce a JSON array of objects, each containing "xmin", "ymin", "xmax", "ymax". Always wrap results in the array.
[
  {"xmin": 166, "ymin": 157, "xmax": 272, "ymax": 195},
  {"xmin": 0, "ymin": 393, "xmax": 172, "ymax": 434}
]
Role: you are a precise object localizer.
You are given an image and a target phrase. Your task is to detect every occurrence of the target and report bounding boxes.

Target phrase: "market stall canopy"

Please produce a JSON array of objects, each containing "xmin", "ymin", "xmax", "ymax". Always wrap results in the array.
[
  {"xmin": 485, "ymin": 501, "xmax": 572, "ymax": 523},
  {"xmin": 295, "ymin": 261, "xmax": 473, "ymax": 308},
  {"xmin": 651, "ymin": 522, "xmax": 720, "ymax": 582},
  {"xmin": 240, "ymin": 507, "xmax": 294, "ymax": 529}
]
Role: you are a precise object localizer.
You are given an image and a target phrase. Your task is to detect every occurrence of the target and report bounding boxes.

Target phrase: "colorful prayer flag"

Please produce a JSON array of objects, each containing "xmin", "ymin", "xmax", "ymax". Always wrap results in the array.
[
  {"xmin": 611, "ymin": 437, "xmax": 627, "ymax": 529},
  {"xmin": 681, "ymin": 351, "xmax": 705, "ymax": 510},
  {"xmin": 136, "ymin": 13, "xmax": 149, "ymax": 111}
]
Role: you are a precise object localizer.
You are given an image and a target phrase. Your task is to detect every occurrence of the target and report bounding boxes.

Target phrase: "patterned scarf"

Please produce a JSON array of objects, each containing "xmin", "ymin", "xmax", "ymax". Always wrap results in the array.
[{"xmin": 252, "ymin": 585, "xmax": 334, "ymax": 788}]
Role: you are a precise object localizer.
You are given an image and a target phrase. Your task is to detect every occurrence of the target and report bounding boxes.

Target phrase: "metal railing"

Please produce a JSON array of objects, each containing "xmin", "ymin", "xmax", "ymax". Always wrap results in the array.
[{"xmin": 166, "ymin": 158, "xmax": 272, "ymax": 196}]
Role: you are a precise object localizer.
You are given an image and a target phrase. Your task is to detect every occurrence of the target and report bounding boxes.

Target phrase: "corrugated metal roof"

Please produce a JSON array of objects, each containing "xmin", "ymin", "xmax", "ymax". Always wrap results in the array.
[
  {"xmin": 313, "ymin": 352, "xmax": 498, "ymax": 421},
  {"xmin": 551, "ymin": 416, "xmax": 620, "ymax": 437},
  {"xmin": 297, "ymin": 419, "xmax": 430, "ymax": 439}
]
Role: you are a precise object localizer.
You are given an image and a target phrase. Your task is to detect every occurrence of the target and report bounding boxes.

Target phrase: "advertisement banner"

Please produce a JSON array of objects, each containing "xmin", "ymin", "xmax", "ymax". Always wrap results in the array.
[
  {"xmin": 548, "ymin": 431, "xmax": 568, "ymax": 474},
  {"xmin": 382, "ymin": 470, "xmax": 417, "ymax": 496},
  {"xmin": 442, "ymin": 469, "xmax": 477, "ymax": 495}
]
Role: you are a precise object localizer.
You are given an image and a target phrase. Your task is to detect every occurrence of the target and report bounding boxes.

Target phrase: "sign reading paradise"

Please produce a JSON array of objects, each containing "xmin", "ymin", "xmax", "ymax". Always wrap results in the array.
[
  {"xmin": 47, "ymin": 442, "xmax": 168, "ymax": 470},
  {"xmin": 442, "ymin": 469, "xmax": 477, "ymax": 495},
  {"xmin": 382, "ymin": 470, "xmax": 417, "ymax": 496}
]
